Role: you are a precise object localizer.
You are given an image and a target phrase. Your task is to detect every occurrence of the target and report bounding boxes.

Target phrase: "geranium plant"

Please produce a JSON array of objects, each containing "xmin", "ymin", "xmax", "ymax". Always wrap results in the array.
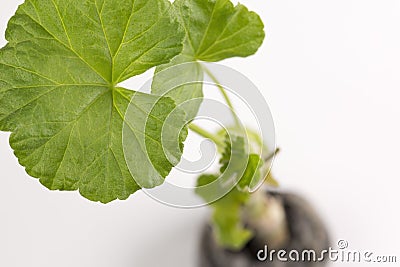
[{"xmin": 0, "ymin": 1, "xmax": 329, "ymax": 265}]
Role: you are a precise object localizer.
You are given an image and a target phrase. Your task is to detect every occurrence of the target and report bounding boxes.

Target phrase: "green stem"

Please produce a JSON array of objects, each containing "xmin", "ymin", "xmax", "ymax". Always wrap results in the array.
[
  {"xmin": 202, "ymin": 64, "xmax": 241, "ymax": 127},
  {"xmin": 264, "ymin": 148, "xmax": 280, "ymax": 162},
  {"xmin": 189, "ymin": 124, "xmax": 225, "ymax": 148}
]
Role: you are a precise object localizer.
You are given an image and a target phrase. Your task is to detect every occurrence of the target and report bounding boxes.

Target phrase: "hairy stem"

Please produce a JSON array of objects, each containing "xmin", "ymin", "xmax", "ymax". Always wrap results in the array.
[
  {"xmin": 189, "ymin": 123, "xmax": 225, "ymax": 148},
  {"xmin": 202, "ymin": 64, "xmax": 241, "ymax": 127}
]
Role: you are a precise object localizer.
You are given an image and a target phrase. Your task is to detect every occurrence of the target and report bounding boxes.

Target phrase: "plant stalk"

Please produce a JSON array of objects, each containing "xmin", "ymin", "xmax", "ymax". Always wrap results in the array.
[
  {"xmin": 189, "ymin": 124, "xmax": 225, "ymax": 148},
  {"xmin": 202, "ymin": 64, "xmax": 241, "ymax": 127},
  {"xmin": 244, "ymin": 189, "xmax": 289, "ymax": 249}
]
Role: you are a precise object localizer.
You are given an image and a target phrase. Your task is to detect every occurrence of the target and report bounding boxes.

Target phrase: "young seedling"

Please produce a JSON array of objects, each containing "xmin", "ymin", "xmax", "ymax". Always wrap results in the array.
[{"xmin": 1, "ymin": 1, "xmax": 328, "ymax": 261}]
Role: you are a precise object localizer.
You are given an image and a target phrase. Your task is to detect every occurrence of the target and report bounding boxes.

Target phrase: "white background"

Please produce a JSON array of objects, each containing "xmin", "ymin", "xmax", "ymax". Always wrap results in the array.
[{"xmin": 1, "ymin": 1, "xmax": 400, "ymax": 266}]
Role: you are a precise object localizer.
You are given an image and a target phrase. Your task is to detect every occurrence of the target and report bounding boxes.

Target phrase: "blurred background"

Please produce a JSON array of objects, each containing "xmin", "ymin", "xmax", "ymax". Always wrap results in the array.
[{"xmin": 1, "ymin": 0, "xmax": 400, "ymax": 266}]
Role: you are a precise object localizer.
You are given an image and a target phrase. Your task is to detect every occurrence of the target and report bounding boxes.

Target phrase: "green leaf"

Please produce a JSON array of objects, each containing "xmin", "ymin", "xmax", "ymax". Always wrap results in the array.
[
  {"xmin": 151, "ymin": 53, "xmax": 204, "ymax": 120},
  {"xmin": 195, "ymin": 134, "xmax": 248, "ymax": 204},
  {"xmin": 0, "ymin": 0, "xmax": 185, "ymax": 203},
  {"xmin": 196, "ymin": 134, "xmax": 267, "ymax": 250},
  {"xmin": 197, "ymin": 174, "xmax": 253, "ymax": 250},
  {"xmin": 219, "ymin": 134, "xmax": 263, "ymax": 190},
  {"xmin": 152, "ymin": 0, "xmax": 265, "ymax": 119},
  {"xmin": 175, "ymin": 0, "xmax": 265, "ymax": 62},
  {"xmin": 238, "ymin": 154, "xmax": 263, "ymax": 189}
]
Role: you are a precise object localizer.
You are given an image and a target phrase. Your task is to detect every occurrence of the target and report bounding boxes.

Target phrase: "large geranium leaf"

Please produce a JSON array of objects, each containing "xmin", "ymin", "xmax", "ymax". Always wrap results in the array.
[
  {"xmin": 152, "ymin": 0, "xmax": 265, "ymax": 119},
  {"xmin": 0, "ymin": 0, "xmax": 185, "ymax": 203}
]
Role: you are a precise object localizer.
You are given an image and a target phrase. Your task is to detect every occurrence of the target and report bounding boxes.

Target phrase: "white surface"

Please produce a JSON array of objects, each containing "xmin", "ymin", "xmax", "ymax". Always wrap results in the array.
[{"xmin": 1, "ymin": 1, "xmax": 400, "ymax": 266}]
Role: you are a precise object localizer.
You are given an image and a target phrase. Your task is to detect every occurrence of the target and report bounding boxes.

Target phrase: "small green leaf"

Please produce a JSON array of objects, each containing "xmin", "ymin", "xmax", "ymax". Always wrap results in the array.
[
  {"xmin": 196, "ymin": 134, "xmax": 267, "ymax": 250},
  {"xmin": 197, "ymin": 174, "xmax": 253, "ymax": 250},
  {"xmin": 0, "ymin": 0, "xmax": 185, "ymax": 203},
  {"xmin": 152, "ymin": 0, "xmax": 265, "ymax": 119},
  {"xmin": 175, "ymin": 0, "xmax": 265, "ymax": 62},
  {"xmin": 151, "ymin": 54, "xmax": 204, "ymax": 120},
  {"xmin": 219, "ymin": 134, "xmax": 263, "ymax": 190},
  {"xmin": 238, "ymin": 154, "xmax": 263, "ymax": 189}
]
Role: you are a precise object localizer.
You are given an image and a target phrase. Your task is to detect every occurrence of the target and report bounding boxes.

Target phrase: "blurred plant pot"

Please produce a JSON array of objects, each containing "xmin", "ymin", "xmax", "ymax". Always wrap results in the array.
[{"xmin": 199, "ymin": 190, "xmax": 330, "ymax": 267}]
